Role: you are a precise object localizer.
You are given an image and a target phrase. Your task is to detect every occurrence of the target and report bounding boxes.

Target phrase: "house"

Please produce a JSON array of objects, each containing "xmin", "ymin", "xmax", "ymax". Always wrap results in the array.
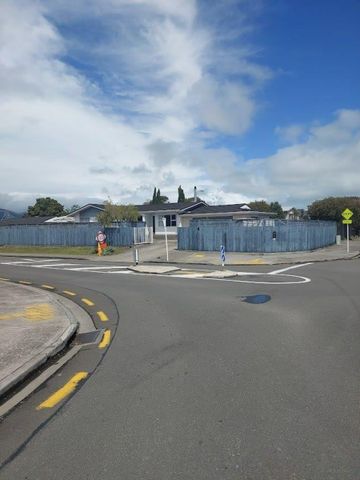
[
  {"xmin": 138, "ymin": 201, "xmax": 206, "ymax": 235},
  {"xmin": 66, "ymin": 201, "xmax": 207, "ymax": 236},
  {"xmin": 65, "ymin": 201, "xmax": 274, "ymax": 235},
  {"xmin": 66, "ymin": 204, "xmax": 104, "ymax": 223},
  {"xmin": 180, "ymin": 203, "xmax": 274, "ymax": 225}
]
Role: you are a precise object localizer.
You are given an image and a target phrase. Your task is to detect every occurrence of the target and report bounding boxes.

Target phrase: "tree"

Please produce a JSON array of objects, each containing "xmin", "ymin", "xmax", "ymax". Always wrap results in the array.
[
  {"xmin": 150, "ymin": 187, "xmax": 169, "ymax": 204},
  {"xmin": 97, "ymin": 200, "xmax": 139, "ymax": 226},
  {"xmin": 152, "ymin": 187, "xmax": 157, "ymax": 204},
  {"xmin": 27, "ymin": 197, "xmax": 65, "ymax": 217},
  {"xmin": 308, "ymin": 196, "xmax": 360, "ymax": 235},
  {"xmin": 270, "ymin": 201, "xmax": 285, "ymax": 219},
  {"xmin": 248, "ymin": 200, "xmax": 272, "ymax": 212},
  {"xmin": 177, "ymin": 185, "xmax": 185, "ymax": 203}
]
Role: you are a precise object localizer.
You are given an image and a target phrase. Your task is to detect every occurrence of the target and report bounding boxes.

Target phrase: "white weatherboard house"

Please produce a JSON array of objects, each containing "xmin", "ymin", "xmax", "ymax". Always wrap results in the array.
[
  {"xmin": 66, "ymin": 201, "xmax": 207, "ymax": 236},
  {"xmin": 137, "ymin": 201, "xmax": 207, "ymax": 235},
  {"xmin": 65, "ymin": 201, "xmax": 274, "ymax": 235}
]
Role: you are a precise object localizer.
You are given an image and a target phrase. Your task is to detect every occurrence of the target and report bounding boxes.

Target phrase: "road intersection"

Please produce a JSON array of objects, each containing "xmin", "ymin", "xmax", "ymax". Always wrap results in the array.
[
  {"xmin": 0, "ymin": 257, "xmax": 359, "ymax": 479},
  {"xmin": 0, "ymin": 256, "xmax": 312, "ymax": 284}
]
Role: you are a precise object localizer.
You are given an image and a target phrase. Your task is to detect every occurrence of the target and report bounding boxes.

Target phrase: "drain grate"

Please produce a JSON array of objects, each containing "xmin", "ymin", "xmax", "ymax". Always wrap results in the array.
[{"xmin": 74, "ymin": 329, "xmax": 104, "ymax": 345}]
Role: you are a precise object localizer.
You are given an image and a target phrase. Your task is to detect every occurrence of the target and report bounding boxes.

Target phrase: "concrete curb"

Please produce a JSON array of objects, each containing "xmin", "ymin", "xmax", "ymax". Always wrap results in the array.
[
  {"xmin": 0, "ymin": 289, "xmax": 80, "ymax": 398},
  {"xmin": 128, "ymin": 265, "xmax": 180, "ymax": 274}
]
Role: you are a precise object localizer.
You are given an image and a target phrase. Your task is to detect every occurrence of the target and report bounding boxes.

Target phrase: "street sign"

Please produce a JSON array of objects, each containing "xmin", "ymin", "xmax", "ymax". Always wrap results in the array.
[
  {"xmin": 341, "ymin": 210, "xmax": 353, "ymax": 254},
  {"xmin": 342, "ymin": 208, "xmax": 353, "ymax": 220}
]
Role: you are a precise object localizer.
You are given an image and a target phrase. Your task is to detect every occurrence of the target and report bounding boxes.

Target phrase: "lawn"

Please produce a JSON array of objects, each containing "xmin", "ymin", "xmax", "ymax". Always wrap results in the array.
[{"xmin": 0, "ymin": 245, "xmax": 126, "ymax": 255}]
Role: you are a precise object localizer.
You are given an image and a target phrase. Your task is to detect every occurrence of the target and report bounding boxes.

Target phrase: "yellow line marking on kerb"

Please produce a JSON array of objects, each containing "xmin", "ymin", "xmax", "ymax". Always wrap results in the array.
[
  {"xmin": 82, "ymin": 298, "xmax": 95, "ymax": 306},
  {"xmin": 36, "ymin": 372, "xmax": 89, "ymax": 410},
  {"xmin": 0, "ymin": 277, "xmax": 9, "ymax": 281},
  {"xmin": 41, "ymin": 284, "xmax": 55, "ymax": 290},
  {"xmin": 99, "ymin": 329, "xmax": 111, "ymax": 349},
  {"xmin": 97, "ymin": 311, "xmax": 109, "ymax": 322},
  {"xmin": 19, "ymin": 280, "xmax": 32, "ymax": 285},
  {"xmin": 63, "ymin": 290, "xmax": 76, "ymax": 296}
]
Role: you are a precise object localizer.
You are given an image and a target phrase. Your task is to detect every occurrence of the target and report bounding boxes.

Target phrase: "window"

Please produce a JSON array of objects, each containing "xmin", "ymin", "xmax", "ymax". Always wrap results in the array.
[{"xmin": 158, "ymin": 214, "xmax": 177, "ymax": 227}]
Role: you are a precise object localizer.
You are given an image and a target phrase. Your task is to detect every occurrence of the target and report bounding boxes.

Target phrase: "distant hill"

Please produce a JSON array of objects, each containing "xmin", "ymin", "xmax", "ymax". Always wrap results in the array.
[{"xmin": 0, "ymin": 208, "xmax": 20, "ymax": 222}]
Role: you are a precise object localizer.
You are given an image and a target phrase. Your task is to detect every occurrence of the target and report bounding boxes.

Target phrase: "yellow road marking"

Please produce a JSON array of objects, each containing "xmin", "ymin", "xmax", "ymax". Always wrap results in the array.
[
  {"xmin": 97, "ymin": 311, "xmax": 108, "ymax": 322},
  {"xmin": 233, "ymin": 258, "xmax": 266, "ymax": 265},
  {"xmin": 82, "ymin": 298, "xmax": 95, "ymax": 306},
  {"xmin": 18, "ymin": 280, "xmax": 32, "ymax": 285},
  {"xmin": 41, "ymin": 284, "xmax": 55, "ymax": 290},
  {"xmin": 0, "ymin": 277, "xmax": 9, "ymax": 281},
  {"xmin": 99, "ymin": 329, "xmax": 111, "ymax": 349},
  {"xmin": 36, "ymin": 372, "xmax": 89, "ymax": 410},
  {"xmin": 0, "ymin": 303, "xmax": 54, "ymax": 322},
  {"xmin": 63, "ymin": 290, "xmax": 76, "ymax": 296}
]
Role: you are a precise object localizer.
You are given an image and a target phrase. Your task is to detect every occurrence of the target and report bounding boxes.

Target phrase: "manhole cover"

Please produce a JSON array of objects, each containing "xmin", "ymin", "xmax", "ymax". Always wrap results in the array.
[{"xmin": 240, "ymin": 294, "xmax": 271, "ymax": 304}]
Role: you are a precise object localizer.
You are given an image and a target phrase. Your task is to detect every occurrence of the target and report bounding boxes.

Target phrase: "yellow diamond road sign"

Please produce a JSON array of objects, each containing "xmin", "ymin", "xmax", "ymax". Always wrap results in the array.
[{"xmin": 342, "ymin": 208, "xmax": 353, "ymax": 220}]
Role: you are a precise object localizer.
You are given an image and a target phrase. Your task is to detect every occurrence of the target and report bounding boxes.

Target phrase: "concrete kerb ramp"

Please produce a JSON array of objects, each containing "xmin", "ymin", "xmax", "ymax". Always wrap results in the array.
[{"xmin": 0, "ymin": 281, "xmax": 80, "ymax": 397}]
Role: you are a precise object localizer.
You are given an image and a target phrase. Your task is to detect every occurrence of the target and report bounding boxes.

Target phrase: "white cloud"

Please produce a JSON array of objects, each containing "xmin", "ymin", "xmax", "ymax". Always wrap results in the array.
[
  {"xmin": 217, "ymin": 110, "xmax": 360, "ymax": 207},
  {"xmin": 0, "ymin": 0, "xmax": 272, "ymax": 211},
  {"xmin": 275, "ymin": 124, "xmax": 305, "ymax": 144},
  {"xmin": 1, "ymin": 1, "xmax": 357, "ymax": 213}
]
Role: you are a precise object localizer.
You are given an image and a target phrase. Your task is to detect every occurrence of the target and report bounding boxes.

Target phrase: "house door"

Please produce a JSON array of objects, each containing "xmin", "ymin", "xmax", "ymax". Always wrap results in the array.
[{"xmin": 152, "ymin": 215, "xmax": 156, "ymax": 233}]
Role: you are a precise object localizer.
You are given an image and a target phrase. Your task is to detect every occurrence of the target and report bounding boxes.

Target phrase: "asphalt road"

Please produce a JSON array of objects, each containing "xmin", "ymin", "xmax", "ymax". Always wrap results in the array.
[{"xmin": 0, "ymin": 258, "xmax": 360, "ymax": 479}]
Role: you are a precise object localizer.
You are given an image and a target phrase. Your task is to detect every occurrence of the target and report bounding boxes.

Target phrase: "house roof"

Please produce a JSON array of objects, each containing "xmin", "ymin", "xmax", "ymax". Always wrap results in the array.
[
  {"xmin": 66, "ymin": 203, "xmax": 105, "ymax": 216},
  {"xmin": 67, "ymin": 201, "xmax": 208, "ymax": 216},
  {"xmin": 137, "ymin": 201, "xmax": 206, "ymax": 213},
  {"xmin": 0, "ymin": 216, "xmax": 53, "ymax": 226},
  {"xmin": 180, "ymin": 204, "xmax": 257, "ymax": 215}
]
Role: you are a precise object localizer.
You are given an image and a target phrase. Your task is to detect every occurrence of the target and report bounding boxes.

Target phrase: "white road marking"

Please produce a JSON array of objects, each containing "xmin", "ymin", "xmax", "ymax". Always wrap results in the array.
[
  {"xmin": 124, "ymin": 270, "xmax": 311, "ymax": 285},
  {"xmin": 65, "ymin": 266, "xmax": 128, "ymax": 271},
  {"xmin": 25, "ymin": 259, "xmax": 60, "ymax": 263},
  {"xmin": 0, "ymin": 258, "xmax": 312, "ymax": 284},
  {"xmin": 31, "ymin": 263, "xmax": 79, "ymax": 268},
  {"xmin": 0, "ymin": 260, "xmax": 36, "ymax": 265},
  {"xmin": 107, "ymin": 270, "xmax": 132, "ymax": 274},
  {"xmin": 228, "ymin": 273, "xmax": 311, "ymax": 285},
  {"xmin": 0, "ymin": 258, "xmax": 60, "ymax": 265},
  {"xmin": 268, "ymin": 263, "xmax": 313, "ymax": 275}
]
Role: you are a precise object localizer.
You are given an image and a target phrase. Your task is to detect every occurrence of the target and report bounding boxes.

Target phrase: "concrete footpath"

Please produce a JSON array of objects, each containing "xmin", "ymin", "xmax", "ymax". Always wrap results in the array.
[
  {"xmin": 0, "ymin": 282, "xmax": 79, "ymax": 398},
  {"xmin": 88, "ymin": 238, "xmax": 360, "ymax": 266}
]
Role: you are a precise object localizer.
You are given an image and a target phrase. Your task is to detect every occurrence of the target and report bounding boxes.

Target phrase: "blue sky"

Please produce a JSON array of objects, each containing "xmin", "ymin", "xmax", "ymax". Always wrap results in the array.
[{"xmin": 0, "ymin": 0, "xmax": 359, "ymax": 211}]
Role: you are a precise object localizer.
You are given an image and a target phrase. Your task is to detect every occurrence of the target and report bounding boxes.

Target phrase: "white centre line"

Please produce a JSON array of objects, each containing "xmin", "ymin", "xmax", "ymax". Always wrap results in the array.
[{"xmin": 269, "ymin": 263, "xmax": 313, "ymax": 275}]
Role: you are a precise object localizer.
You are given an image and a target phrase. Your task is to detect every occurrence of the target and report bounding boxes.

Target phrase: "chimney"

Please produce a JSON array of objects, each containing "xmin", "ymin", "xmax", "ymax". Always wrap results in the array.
[{"xmin": 194, "ymin": 186, "xmax": 197, "ymax": 202}]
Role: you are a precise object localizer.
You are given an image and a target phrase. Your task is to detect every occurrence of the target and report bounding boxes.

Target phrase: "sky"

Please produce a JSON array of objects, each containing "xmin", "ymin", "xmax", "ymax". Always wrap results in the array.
[{"xmin": 1, "ymin": 0, "xmax": 359, "ymax": 212}]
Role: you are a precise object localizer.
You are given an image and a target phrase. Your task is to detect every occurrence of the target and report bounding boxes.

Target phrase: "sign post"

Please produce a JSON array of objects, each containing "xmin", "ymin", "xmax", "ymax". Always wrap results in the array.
[
  {"xmin": 341, "ymin": 209, "xmax": 353, "ymax": 254},
  {"xmin": 162, "ymin": 217, "xmax": 169, "ymax": 262},
  {"xmin": 220, "ymin": 245, "xmax": 226, "ymax": 267}
]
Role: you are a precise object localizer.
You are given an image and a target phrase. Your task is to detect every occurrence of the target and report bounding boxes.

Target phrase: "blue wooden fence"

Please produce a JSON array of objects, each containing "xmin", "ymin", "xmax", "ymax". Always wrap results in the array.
[
  {"xmin": 0, "ymin": 223, "xmax": 137, "ymax": 247},
  {"xmin": 178, "ymin": 219, "xmax": 337, "ymax": 252}
]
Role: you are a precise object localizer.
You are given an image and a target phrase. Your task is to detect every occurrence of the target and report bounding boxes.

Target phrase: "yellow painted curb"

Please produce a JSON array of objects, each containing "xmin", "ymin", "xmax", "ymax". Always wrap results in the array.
[
  {"xmin": 99, "ymin": 329, "xmax": 111, "ymax": 349},
  {"xmin": 97, "ymin": 311, "xmax": 109, "ymax": 322},
  {"xmin": 81, "ymin": 298, "xmax": 95, "ymax": 306},
  {"xmin": 36, "ymin": 372, "xmax": 88, "ymax": 410},
  {"xmin": 63, "ymin": 290, "xmax": 76, "ymax": 296}
]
